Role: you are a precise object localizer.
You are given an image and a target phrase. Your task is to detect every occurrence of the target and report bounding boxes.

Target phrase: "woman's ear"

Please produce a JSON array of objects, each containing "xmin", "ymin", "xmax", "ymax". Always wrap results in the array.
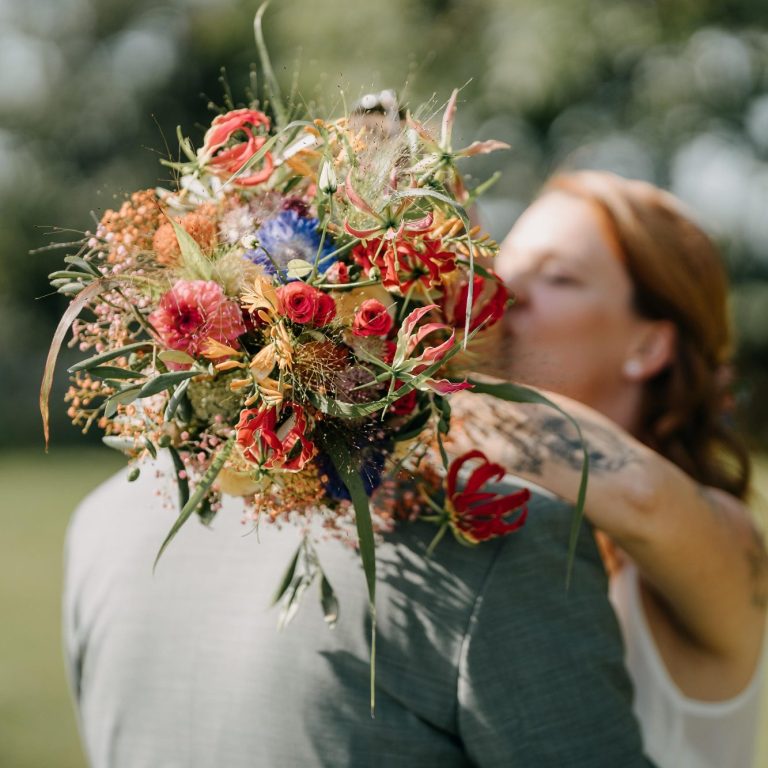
[{"xmin": 622, "ymin": 320, "xmax": 677, "ymax": 381}]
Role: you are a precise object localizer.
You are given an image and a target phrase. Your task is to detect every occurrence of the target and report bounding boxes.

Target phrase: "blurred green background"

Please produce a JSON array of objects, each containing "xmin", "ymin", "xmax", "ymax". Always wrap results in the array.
[{"xmin": 1, "ymin": 0, "xmax": 768, "ymax": 766}]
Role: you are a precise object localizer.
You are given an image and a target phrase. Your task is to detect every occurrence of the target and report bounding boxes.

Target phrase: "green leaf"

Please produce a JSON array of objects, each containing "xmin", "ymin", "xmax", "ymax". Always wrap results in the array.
[
  {"xmin": 167, "ymin": 445, "xmax": 190, "ymax": 511},
  {"xmin": 326, "ymin": 436, "xmax": 377, "ymax": 714},
  {"xmin": 197, "ymin": 496, "xmax": 217, "ymax": 526},
  {"xmin": 285, "ymin": 258, "xmax": 314, "ymax": 279},
  {"xmin": 48, "ymin": 270, "xmax": 95, "ymax": 282},
  {"xmin": 88, "ymin": 366, "xmax": 146, "ymax": 381},
  {"xmin": 63, "ymin": 255, "xmax": 100, "ymax": 276},
  {"xmin": 466, "ymin": 378, "xmax": 590, "ymax": 588},
  {"xmin": 68, "ymin": 341, "xmax": 153, "ymax": 373},
  {"xmin": 320, "ymin": 572, "xmax": 339, "ymax": 629},
  {"xmin": 168, "ymin": 217, "xmax": 213, "ymax": 280},
  {"xmin": 128, "ymin": 467, "xmax": 141, "ymax": 482},
  {"xmin": 137, "ymin": 370, "xmax": 199, "ymax": 398},
  {"xmin": 392, "ymin": 408, "xmax": 432, "ymax": 442},
  {"xmin": 253, "ymin": 2, "xmax": 287, "ymax": 129},
  {"xmin": 154, "ymin": 437, "xmax": 234, "ymax": 570},
  {"xmin": 164, "ymin": 377, "xmax": 192, "ymax": 421},
  {"xmin": 158, "ymin": 349, "xmax": 197, "ymax": 366},
  {"xmin": 102, "ymin": 435, "xmax": 139, "ymax": 452},
  {"xmin": 144, "ymin": 438, "xmax": 157, "ymax": 459},
  {"xmin": 104, "ymin": 386, "xmax": 142, "ymax": 418},
  {"xmin": 272, "ymin": 541, "xmax": 303, "ymax": 605}
]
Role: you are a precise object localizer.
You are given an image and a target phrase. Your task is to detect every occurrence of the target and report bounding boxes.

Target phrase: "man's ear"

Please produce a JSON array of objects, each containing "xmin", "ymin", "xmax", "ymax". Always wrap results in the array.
[{"xmin": 622, "ymin": 320, "xmax": 677, "ymax": 382}]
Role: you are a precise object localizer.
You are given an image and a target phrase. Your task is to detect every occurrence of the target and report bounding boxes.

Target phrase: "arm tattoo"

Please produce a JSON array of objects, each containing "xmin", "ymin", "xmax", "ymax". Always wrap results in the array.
[{"xmin": 456, "ymin": 396, "xmax": 639, "ymax": 477}]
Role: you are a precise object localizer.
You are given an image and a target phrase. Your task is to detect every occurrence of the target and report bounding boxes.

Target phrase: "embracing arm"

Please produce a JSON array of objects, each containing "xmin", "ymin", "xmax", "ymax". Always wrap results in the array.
[{"xmin": 448, "ymin": 389, "xmax": 768, "ymax": 677}]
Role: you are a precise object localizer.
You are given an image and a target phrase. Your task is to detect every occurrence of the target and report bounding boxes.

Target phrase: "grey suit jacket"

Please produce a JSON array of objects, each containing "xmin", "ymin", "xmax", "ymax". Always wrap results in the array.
[{"xmin": 63, "ymin": 458, "xmax": 655, "ymax": 767}]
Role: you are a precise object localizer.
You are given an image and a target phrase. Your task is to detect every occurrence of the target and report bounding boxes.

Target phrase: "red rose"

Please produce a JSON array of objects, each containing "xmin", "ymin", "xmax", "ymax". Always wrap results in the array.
[
  {"xmin": 325, "ymin": 262, "xmax": 349, "ymax": 284},
  {"xmin": 200, "ymin": 108, "xmax": 275, "ymax": 187},
  {"xmin": 352, "ymin": 298, "xmax": 393, "ymax": 337},
  {"xmin": 236, "ymin": 403, "xmax": 315, "ymax": 471},
  {"xmin": 277, "ymin": 282, "xmax": 337, "ymax": 326},
  {"xmin": 446, "ymin": 450, "xmax": 530, "ymax": 543},
  {"xmin": 447, "ymin": 272, "xmax": 509, "ymax": 332}
]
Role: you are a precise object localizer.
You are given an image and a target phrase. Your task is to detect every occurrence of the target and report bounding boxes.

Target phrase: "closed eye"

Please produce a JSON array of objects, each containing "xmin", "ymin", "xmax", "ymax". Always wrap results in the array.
[{"xmin": 542, "ymin": 271, "xmax": 580, "ymax": 286}]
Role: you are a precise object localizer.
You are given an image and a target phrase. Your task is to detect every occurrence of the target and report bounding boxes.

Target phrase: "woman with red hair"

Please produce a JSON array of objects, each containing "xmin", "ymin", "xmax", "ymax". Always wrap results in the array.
[{"xmin": 452, "ymin": 171, "xmax": 767, "ymax": 768}]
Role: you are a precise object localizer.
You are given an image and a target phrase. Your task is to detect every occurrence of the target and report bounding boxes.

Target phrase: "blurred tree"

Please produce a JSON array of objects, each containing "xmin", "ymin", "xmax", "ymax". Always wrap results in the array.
[{"xmin": 1, "ymin": 0, "xmax": 767, "ymax": 448}]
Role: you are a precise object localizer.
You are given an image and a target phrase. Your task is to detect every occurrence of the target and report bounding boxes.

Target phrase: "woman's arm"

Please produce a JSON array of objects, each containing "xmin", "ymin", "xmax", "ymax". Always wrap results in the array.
[{"xmin": 448, "ymin": 389, "xmax": 768, "ymax": 676}]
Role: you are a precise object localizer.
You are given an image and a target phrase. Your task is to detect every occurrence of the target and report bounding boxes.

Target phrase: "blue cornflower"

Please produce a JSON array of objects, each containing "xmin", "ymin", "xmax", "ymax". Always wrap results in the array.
[
  {"xmin": 316, "ymin": 448, "xmax": 387, "ymax": 502},
  {"xmin": 245, "ymin": 209, "xmax": 336, "ymax": 280}
]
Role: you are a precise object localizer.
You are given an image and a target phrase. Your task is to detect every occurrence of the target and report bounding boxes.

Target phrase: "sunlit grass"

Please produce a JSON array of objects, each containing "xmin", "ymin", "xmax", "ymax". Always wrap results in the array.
[{"xmin": 0, "ymin": 447, "xmax": 123, "ymax": 768}]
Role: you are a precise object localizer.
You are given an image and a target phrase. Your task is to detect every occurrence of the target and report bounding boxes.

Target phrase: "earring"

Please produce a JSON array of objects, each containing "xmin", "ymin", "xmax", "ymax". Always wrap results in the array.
[{"xmin": 623, "ymin": 360, "xmax": 643, "ymax": 378}]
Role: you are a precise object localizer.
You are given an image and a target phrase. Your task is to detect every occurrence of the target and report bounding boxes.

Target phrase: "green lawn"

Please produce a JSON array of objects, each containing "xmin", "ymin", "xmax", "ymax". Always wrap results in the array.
[
  {"xmin": 1, "ymin": 448, "xmax": 766, "ymax": 767},
  {"xmin": 0, "ymin": 447, "xmax": 123, "ymax": 768}
]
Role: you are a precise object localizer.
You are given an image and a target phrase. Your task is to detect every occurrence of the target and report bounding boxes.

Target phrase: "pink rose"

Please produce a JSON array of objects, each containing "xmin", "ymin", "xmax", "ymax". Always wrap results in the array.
[
  {"xmin": 149, "ymin": 280, "xmax": 245, "ymax": 362},
  {"xmin": 200, "ymin": 108, "xmax": 274, "ymax": 187},
  {"xmin": 277, "ymin": 282, "xmax": 337, "ymax": 326},
  {"xmin": 352, "ymin": 299, "xmax": 393, "ymax": 337}
]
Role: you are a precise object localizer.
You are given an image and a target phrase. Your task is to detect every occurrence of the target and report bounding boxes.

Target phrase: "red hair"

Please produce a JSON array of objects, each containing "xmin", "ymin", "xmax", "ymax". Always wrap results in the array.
[{"xmin": 544, "ymin": 171, "xmax": 750, "ymax": 498}]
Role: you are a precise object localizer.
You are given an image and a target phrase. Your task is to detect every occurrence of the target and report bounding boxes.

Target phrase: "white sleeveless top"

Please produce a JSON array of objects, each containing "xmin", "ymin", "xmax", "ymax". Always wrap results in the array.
[{"xmin": 609, "ymin": 563, "xmax": 764, "ymax": 768}]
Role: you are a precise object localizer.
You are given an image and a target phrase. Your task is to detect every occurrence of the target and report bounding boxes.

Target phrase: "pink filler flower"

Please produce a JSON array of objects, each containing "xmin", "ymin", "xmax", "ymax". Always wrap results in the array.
[{"xmin": 149, "ymin": 279, "xmax": 246, "ymax": 361}]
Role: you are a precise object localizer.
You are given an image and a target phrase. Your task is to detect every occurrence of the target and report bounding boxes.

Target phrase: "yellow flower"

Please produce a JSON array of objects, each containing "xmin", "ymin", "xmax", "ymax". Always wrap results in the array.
[
  {"xmin": 259, "ymin": 377, "xmax": 288, "ymax": 408},
  {"xmin": 249, "ymin": 344, "xmax": 277, "ymax": 383},
  {"xmin": 201, "ymin": 337, "xmax": 242, "ymax": 360},
  {"xmin": 269, "ymin": 322, "xmax": 294, "ymax": 371},
  {"xmin": 241, "ymin": 275, "xmax": 280, "ymax": 320}
]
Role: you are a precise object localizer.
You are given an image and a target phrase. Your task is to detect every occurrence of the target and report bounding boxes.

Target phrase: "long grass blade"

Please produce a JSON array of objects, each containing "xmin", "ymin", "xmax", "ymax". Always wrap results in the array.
[{"xmin": 40, "ymin": 280, "xmax": 111, "ymax": 449}]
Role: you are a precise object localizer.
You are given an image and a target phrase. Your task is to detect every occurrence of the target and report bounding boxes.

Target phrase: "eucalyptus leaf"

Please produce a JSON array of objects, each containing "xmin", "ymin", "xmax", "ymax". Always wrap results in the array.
[
  {"xmin": 167, "ymin": 445, "xmax": 190, "ymax": 512},
  {"xmin": 68, "ymin": 341, "xmax": 152, "ymax": 373},
  {"xmin": 102, "ymin": 435, "xmax": 140, "ymax": 453},
  {"xmin": 154, "ymin": 437, "xmax": 234, "ymax": 570},
  {"xmin": 272, "ymin": 541, "xmax": 303, "ymax": 605},
  {"xmin": 144, "ymin": 438, "xmax": 157, "ymax": 459},
  {"xmin": 158, "ymin": 349, "xmax": 197, "ymax": 366},
  {"xmin": 164, "ymin": 377, "xmax": 192, "ymax": 421},
  {"xmin": 48, "ymin": 270, "xmax": 95, "ymax": 282},
  {"xmin": 63, "ymin": 254, "xmax": 100, "ymax": 276},
  {"xmin": 137, "ymin": 370, "xmax": 199, "ymax": 398},
  {"xmin": 89, "ymin": 366, "xmax": 146, "ymax": 381},
  {"xmin": 285, "ymin": 258, "xmax": 313, "ymax": 279},
  {"xmin": 320, "ymin": 572, "xmax": 339, "ymax": 629},
  {"xmin": 57, "ymin": 282, "xmax": 87, "ymax": 296},
  {"xmin": 104, "ymin": 386, "xmax": 142, "ymax": 419}
]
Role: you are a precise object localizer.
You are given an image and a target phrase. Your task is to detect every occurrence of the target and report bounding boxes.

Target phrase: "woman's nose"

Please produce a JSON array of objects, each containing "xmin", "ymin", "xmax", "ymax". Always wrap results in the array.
[{"xmin": 503, "ymin": 273, "xmax": 529, "ymax": 307}]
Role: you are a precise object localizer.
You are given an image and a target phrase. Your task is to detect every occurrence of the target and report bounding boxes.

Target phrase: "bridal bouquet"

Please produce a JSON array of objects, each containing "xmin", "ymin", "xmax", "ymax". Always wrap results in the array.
[{"xmin": 41, "ymin": 15, "xmax": 587, "ymax": 667}]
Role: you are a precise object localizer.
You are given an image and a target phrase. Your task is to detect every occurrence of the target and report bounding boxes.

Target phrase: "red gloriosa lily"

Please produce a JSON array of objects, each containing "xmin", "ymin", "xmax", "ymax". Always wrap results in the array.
[
  {"xmin": 200, "ymin": 108, "xmax": 275, "ymax": 187},
  {"xmin": 446, "ymin": 450, "xmax": 530, "ymax": 543},
  {"xmin": 236, "ymin": 403, "xmax": 316, "ymax": 471}
]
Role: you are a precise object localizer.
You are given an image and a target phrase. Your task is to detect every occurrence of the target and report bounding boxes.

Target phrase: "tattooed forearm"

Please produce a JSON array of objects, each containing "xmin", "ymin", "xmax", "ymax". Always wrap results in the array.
[{"xmin": 452, "ymin": 395, "xmax": 639, "ymax": 476}]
